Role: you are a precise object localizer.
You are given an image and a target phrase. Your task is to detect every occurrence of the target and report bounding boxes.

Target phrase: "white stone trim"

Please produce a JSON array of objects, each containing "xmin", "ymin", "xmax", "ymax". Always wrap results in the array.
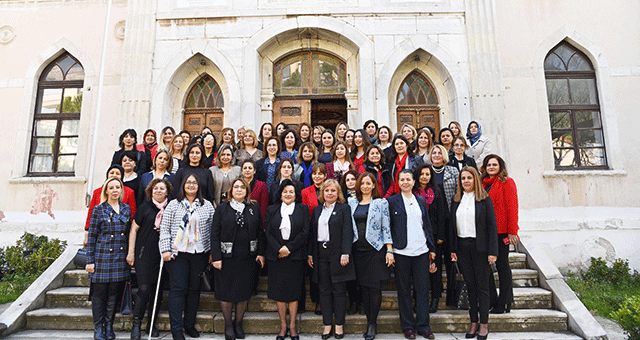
[
  {"xmin": 542, "ymin": 170, "xmax": 627, "ymax": 178},
  {"xmin": 8, "ymin": 177, "xmax": 87, "ymax": 184},
  {"xmin": 533, "ymin": 26, "xmax": 623, "ymax": 173}
]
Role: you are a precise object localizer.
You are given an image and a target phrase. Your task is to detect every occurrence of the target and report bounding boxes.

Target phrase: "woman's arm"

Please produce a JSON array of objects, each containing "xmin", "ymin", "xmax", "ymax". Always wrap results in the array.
[
  {"xmin": 285, "ymin": 206, "xmax": 311, "ymax": 253},
  {"xmin": 126, "ymin": 219, "xmax": 141, "ymax": 266},
  {"xmin": 484, "ymin": 197, "xmax": 499, "ymax": 258},
  {"xmin": 339, "ymin": 204, "xmax": 353, "ymax": 265},
  {"xmin": 159, "ymin": 201, "xmax": 175, "ymax": 260},
  {"xmin": 210, "ymin": 205, "xmax": 224, "ymax": 264}
]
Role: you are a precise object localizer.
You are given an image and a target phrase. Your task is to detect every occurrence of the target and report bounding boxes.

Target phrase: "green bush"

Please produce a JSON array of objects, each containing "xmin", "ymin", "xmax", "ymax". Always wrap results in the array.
[
  {"xmin": 581, "ymin": 257, "xmax": 638, "ymax": 287},
  {"xmin": 611, "ymin": 295, "xmax": 640, "ymax": 340}
]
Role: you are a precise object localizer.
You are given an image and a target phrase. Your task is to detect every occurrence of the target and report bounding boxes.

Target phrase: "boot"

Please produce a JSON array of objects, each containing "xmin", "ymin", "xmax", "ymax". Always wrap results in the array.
[
  {"xmin": 146, "ymin": 301, "xmax": 160, "ymax": 337},
  {"xmin": 104, "ymin": 294, "xmax": 118, "ymax": 340},
  {"xmin": 92, "ymin": 297, "xmax": 107, "ymax": 340},
  {"xmin": 429, "ymin": 298, "xmax": 439, "ymax": 313},
  {"xmin": 233, "ymin": 320, "xmax": 245, "ymax": 339},
  {"xmin": 131, "ymin": 317, "xmax": 142, "ymax": 340},
  {"xmin": 364, "ymin": 324, "xmax": 377, "ymax": 340}
]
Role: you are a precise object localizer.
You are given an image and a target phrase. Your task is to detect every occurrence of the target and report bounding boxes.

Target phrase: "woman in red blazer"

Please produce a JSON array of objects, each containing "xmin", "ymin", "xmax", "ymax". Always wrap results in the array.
[
  {"xmin": 240, "ymin": 160, "xmax": 269, "ymax": 224},
  {"xmin": 480, "ymin": 154, "xmax": 519, "ymax": 314},
  {"xmin": 301, "ymin": 163, "xmax": 328, "ymax": 217}
]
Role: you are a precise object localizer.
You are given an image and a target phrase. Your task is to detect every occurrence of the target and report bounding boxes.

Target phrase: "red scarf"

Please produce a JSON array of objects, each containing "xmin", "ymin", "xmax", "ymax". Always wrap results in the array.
[
  {"xmin": 482, "ymin": 176, "xmax": 497, "ymax": 192},
  {"xmin": 392, "ymin": 153, "xmax": 408, "ymax": 194}
]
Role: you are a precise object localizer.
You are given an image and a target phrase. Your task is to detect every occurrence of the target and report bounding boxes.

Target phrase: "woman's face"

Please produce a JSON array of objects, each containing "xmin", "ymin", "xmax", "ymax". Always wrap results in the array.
[
  {"xmin": 222, "ymin": 130, "xmax": 233, "ymax": 144},
  {"xmin": 243, "ymin": 134, "xmax": 254, "ymax": 148},
  {"xmin": 419, "ymin": 168, "xmax": 431, "ymax": 188},
  {"xmin": 300, "ymin": 126, "xmax": 310, "ymax": 140},
  {"xmin": 485, "ymin": 158, "xmax": 501, "ymax": 177},
  {"xmin": 402, "ymin": 126, "xmax": 414, "ymax": 141},
  {"xmin": 313, "ymin": 128, "xmax": 322, "ymax": 143},
  {"xmin": 281, "ymin": 185, "xmax": 296, "ymax": 205},
  {"xmin": 219, "ymin": 149, "xmax": 233, "ymax": 166},
  {"xmin": 123, "ymin": 134, "xmax": 135, "ymax": 148},
  {"xmin": 121, "ymin": 156, "xmax": 136, "ymax": 172},
  {"xmin": 237, "ymin": 129, "xmax": 245, "ymax": 141},
  {"xmin": 203, "ymin": 135, "xmax": 215, "ymax": 149},
  {"xmin": 312, "ymin": 170, "xmax": 327, "ymax": 186},
  {"xmin": 262, "ymin": 125, "xmax": 273, "ymax": 139},
  {"xmin": 144, "ymin": 132, "xmax": 156, "ymax": 145},
  {"xmin": 280, "ymin": 161, "xmax": 293, "ymax": 179},
  {"xmin": 163, "ymin": 129, "xmax": 174, "ymax": 144},
  {"xmin": 188, "ymin": 147, "xmax": 202, "ymax": 165},
  {"xmin": 430, "ymin": 147, "xmax": 444, "ymax": 166},
  {"xmin": 418, "ymin": 133, "xmax": 430, "ymax": 149},
  {"xmin": 155, "ymin": 152, "xmax": 169, "ymax": 171},
  {"xmin": 378, "ymin": 128, "xmax": 389, "ymax": 143},
  {"xmin": 440, "ymin": 131, "xmax": 453, "ymax": 145},
  {"xmin": 322, "ymin": 133, "xmax": 334, "ymax": 148},
  {"xmin": 302, "ymin": 146, "xmax": 314, "ymax": 162},
  {"xmin": 354, "ymin": 132, "xmax": 364, "ymax": 148},
  {"xmin": 394, "ymin": 138, "xmax": 407, "ymax": 155},
  {"xmin": 461, "ymin": 171, "xmax": 475, "ymax": 193},
  {"xmin": 231, "ymin": 180, "xmax": 247, "ymax": 201},
  {"xmin": 367, "ymin": 148, "xmax": 381, "ymax": 165},
  {"xmin": 284, "ymin": 132, "xmax": 295, "ymax": 149},
  {"xmin": 398, "ymin": 173, "xmax": 415, "ymax": 193},
  {"xmin": 107, "ymin": 168, "xmax": 122, "ymax": 180},
  {"xmin": 266, "ymin": 139, "xmax": 278, "ymax": 156},
  {"xmin": 184, "ymin": 176, "xmax": 199, "ymax": 197},
  {"xmin": 201, "ymin": 127, "xmax": 213, "ymax": 136},
  {"xmin": 335, "ymin": 144, "xmax": 347, "ymax": 159},
  {"xmin": 152, "ymin": 182, "xmax": 168, "ymax": 202},
  {"xmin": 469, "ymin": 123, "xmax": 479, "ymax": 135},
  {"xmin": 344, "ymin": 131, "xmax": 354, "ymax": 146},
  {"xmin": 276, "ymin": 124, "xmax": 286, "ymax": 136},
  {"xmin": 242, "ymin": 162, "xmax": 255, "ymax": 179},
  {"xmin": 173, "ymin": 136, "xmax": 184, "ymax": 151},
  {"xmin": 365, "ymin": 123, "xmax": 377, "ymax": 137},
  {"xmin": 345, "ymin": 174, "xmax": 357, "ymax": 190},
  {"xmin": 449, "ymin": 123, "xmax": 460, "ymax": 137},
  {"xmin": 359, "ymin": 176, "xmax": 374, "ymax": 196},
  {"xmin": 337, "ymin": 124, "xmax": 347, "ymax": 139},
  {"xmin": 180, "ymin": 132, "xmax": 190, "ymax": 145},
  {"xmin": 106, "ymin": 180, "xmax": 122, "ymax": 201},
  {"xmin": 452, "ymin": 139, "xmax": 466, "ymax": 156},
  {"xmin": 323, "ymin": 185, "xmax": 338, "ymax": 205}
]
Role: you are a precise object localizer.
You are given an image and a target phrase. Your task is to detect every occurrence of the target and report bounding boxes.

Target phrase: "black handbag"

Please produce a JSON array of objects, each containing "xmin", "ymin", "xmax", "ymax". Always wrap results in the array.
[
  {"xmin": 73, "ymin": 248, "xmax": 87, "ymax": 268},
  {"xmin": 120, "ymin": 281, "xmax": 132, "ymax": 315},
  {"xmin": 200, "ymin": 265, "xmax": 213, "ymax": 291},
  {"xmin": 452, "ymin": 262, "xmax": 470, "ymax": 310}
]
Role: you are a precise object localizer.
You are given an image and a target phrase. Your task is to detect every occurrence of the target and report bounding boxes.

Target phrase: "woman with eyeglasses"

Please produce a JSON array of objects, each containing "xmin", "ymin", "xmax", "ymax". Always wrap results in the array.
[{"xmin": 449, "ymin": 136, "xmax": 477, "ymax": 171}]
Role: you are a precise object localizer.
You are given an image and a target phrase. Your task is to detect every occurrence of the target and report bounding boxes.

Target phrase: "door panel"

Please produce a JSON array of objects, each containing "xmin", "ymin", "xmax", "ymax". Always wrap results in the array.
[
  {"xmin": 272, "ymin": 99, "xmax": 311, "ymax": 131},
  {"xmin": 183, "ymin": 109, "xmax": 224, "ymax": 140},
  {"xmin": 396, "ymin": 107, "xmax": 440, "ymax": 134}
]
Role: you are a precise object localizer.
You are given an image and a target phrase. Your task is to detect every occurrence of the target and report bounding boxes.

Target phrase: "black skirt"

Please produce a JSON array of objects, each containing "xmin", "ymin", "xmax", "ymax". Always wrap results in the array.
[
  {"xmin": 214, "ymin": 255, "xmax": 256, "ymax": 302},
  {"xmin": 353, "ymin": 247, "xmax": 390, "ymax": 289},
  {"xmin": 267, "ymin": 257, "xmax": 305, "ymax": 302}
]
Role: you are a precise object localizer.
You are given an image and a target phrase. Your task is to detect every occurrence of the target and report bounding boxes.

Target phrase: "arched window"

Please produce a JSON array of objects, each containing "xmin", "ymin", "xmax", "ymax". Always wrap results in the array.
[
  {"xmin": 544, "ymin": 42, "xmax": 607, "ymax": 169},
  {"xmin": 395, "ymin": 71, "xmax": 439, "ymax": 132},
  {"xmin": 28, "ymin": 53, "xmax": 84, "ymax": 175},
  {"xmin": 274, "ymin": 51, "xmax": 346, "ymax": 95},
  {"xmin": 183, "ymin": 75, "xmax": 224, "ymax": 139}
]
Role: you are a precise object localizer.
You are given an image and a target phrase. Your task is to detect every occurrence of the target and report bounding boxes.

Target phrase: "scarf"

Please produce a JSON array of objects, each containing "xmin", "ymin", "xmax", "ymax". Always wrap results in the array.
[
  {"xmin": 415, "ymin": 187, "xmax": 435, "ymax": 210},
  {"xmin": 230, "ymin": 199, "xmax": 246, "ymax": 228},
  {"xmin": 152, "ymin": 197, "xmax": 168, "ymax": 231},
  {"xmin": 392, "ymin": 153, "xmax": 408, "ymax": 194},
  {"xmin": 280, "ymin": 202, "xmax": 295, "ymax": 240},
  {"xmin": 301, "ymin": 161, "xmax": 313, "ymax": 188},
  {"xmin": 173, "ymin": 198, "xmax": 201, "ymax": 251},
  {"xmin": 482, "ymin": 176, "xmax": 498, "ymax": 193},
  {"xmin": 466, "ymin": 121, "xmax": 483, "ymax": 145}
]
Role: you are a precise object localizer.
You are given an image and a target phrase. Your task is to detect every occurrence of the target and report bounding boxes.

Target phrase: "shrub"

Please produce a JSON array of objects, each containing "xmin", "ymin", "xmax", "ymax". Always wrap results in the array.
[
  {"xmin": 611, "ymin": 295, "xmax": 640, "ymax": 340},
  {"xmin": 3, "ymin": 232, "xmax": 66, "ymax": 276},
  {"xmin": 581, "ymin": 257, "xmax": 638, "ymax": 287}
]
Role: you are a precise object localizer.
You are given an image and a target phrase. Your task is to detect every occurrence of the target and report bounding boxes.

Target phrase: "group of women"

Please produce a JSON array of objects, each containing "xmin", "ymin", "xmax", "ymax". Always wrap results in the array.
[{"xmin": 83, "ymin": 119, "xmax": 517, "ymax": 340}]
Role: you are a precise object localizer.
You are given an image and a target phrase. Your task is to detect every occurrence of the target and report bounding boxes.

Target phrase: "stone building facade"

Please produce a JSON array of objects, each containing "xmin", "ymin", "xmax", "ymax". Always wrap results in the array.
[{"xmin": 1, "ymin": 0, "xmax": 639, "ymax": 270}]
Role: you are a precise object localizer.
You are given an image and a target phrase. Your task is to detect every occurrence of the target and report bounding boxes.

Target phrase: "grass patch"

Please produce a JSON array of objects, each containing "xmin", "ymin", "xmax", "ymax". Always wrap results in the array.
[
  {"xmin": 566, "ymin": 273, "xmax": 640, "ymax": 317},
  {"xmin": 0, "ymin": 272, "xmax": 40, "ymax": 304}
]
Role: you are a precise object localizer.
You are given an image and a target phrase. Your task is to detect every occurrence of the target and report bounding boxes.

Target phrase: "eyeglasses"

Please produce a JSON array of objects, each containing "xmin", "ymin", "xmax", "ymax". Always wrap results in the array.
[
  {"xmin": 185, "ymin": 181, "xmax": 198, "ymax": 186},
  {"xmin": 453, "ymin": 144, "xmax": 466, "ymax": 148},
  {"xmin": 233, "ymin": 185, "xmax": 247, "ymax": 190}
]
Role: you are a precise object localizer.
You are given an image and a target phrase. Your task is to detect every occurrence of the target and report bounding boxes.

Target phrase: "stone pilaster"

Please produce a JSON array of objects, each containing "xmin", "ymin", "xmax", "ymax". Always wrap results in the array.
[
  {"xmin": 464, "ymin": 0, "xmax": 506, "ymax": 157},
  {"xmin": 118, "ymin": 0, "xmax": 157, "ymax": 130}
]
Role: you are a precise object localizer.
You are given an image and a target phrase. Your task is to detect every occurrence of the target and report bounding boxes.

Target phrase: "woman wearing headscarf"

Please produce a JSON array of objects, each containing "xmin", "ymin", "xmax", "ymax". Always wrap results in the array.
[{"xmin": 466, "ymin": 121, "xmax": 492, "ymax": 166}]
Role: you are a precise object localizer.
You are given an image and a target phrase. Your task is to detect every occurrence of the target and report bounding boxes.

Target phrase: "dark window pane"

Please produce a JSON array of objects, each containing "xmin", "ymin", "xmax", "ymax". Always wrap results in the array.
[
  {"xmin": 65, "ymin": 64, "xmax": 85, "ymax": 80},
  {"xmin": 30, "ymin": 155, "xmax": 53, "ymax": 173},
  {"xmin": 41, "ymin": 88, "xmax": 62, "ymax": 113},
  {"xmin": 577, "ymin": 129, "xmax": 604, "ymax": 147},
  {"xmin": 45, "ymin": 65, "xmax": 64, "ymax": 81},
  {"xmin": 57, "ymin": 155, "xmax": 76, "ymax": 172},
  {"xmin": 397, "ymin": 91, "xmax": 406, "ymax": 105},
  {"xmin": 544, "ymin": 53, "xmax": 565, "ymax": 71},
  {"xmin": 62, "ymin": 88, "xmax": 83, "ymax": 113},
  {"xmin": 554, "ymin": 44, "xmax": 574, "ymax": 65},
  {"xmin": 57, "ymin": 55, "xmax": 76, "ymax": 76},
  {"xmin": 574, "ymin": 111, "xmax": 602, "ymax": 129},
  {"xmin": 217, "ymin": 92, "xmax": 224, "ymax": 107},
  {"xmin": 318, "ymin": 60, "xmax": 339, "ymax": 87},
  {"xmin": 32, "ymin": 137, "xmax": 55, "ymax": 154},
  {"xmin": 551, "ymin": 131, "xmax": 574, "ymax": 148},
  {"xmin": 35, "ymin": 120, "xmax": 57, "ymax": 137},
  {"xmin": 578, "ymin": 147, "xmax": 606, "ymax": 167},
  {"xmin": 567, "ymin": 54, "xmax": 593, "ymax": 71},
  {"xmin": 550, "ymin": 111, "xmax": 571, "ymax": 129},
  {"xmin": 59, "ymin": 137, "xmax": 78, "ymax": 154},
  {"xmin": 569, "ymin": 79, "xmax": 598, "ymax": 105},
  {"xmin": 546, "ymin": 79, "xmax": 569, "ymax": 105}
]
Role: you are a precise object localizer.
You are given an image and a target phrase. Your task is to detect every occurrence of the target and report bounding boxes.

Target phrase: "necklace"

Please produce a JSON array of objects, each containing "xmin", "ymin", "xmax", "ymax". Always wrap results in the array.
[{"xmin": 432, "ymin": 165, "xmax": 445, "ymax": 174}]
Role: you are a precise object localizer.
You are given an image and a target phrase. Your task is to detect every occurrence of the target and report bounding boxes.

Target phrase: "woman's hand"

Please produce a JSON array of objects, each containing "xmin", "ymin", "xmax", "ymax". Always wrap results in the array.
[
  {"xmin": 83, "ymin": 231, "xmax": 88, "ymax": 247},
  {"xmin": 162, "ymin": 251, "xmax": 173, "ymax": 262},
  {"xmin": 213, "ymin": 260, "xmax": 222, "ymax": 270},
  {"xmin": 450, "ymin": 253, "xmax": 458, "ymax": 262},
  {"xmin": 278, "ymin": 246, "xmax": 291, "ymax": 258},
  {"xmin": 437, "ymin": 239, "xmax": 443, "ymax": 245},
  {"xmin": 385, "ymin": 252, "xmax": 395, "ymax": 267},
  {"xmin": 488, "ymin": 255, "xmax": 497, "ymax": 265},
  {"xmin": 307, "ymin": 256, "xmax": 314, "ymax": 268},
  {"xmin": 429, "ymin": 262, "xmax": 437, "ymax": 273},
  {"xmin": 85, "ymin": 264, "xmax": 95, "ymax": 273},
  {"xmin": 508, "ymin": 234, "xmax": 519, "ymax": 245},
  {"xmin": 340, "ymin": 255, "xmax": 349, "ymax": 266},
  {"xmin": 126, "ymin": 252, "xmax": 135, "ymax": 266},
  {"xmin": 256, "ymin": 255, "xmax": 266, "ymax": 268}
]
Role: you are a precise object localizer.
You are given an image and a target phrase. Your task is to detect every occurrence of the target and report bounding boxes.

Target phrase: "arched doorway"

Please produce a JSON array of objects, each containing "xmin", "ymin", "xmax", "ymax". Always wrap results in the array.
[
  {"xmin": 183, "ymin": 74, "xmax": 224, "ymax": 140},
  {"xmin": 272, "ymin": 51, "xmax": 347, "ymax": 131},
  {"xmin": 395, "ymin": 71, "xmax": 440, "ymax": 133}
]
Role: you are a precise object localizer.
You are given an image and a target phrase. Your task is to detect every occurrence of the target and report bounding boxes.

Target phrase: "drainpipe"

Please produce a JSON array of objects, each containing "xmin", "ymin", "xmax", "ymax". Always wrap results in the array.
[{"xmin": 86, "ymin": 0, "xmax": 113, "ymax": 206}]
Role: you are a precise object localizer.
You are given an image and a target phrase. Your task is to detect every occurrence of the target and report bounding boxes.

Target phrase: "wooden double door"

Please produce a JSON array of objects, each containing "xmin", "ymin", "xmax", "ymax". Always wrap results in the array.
[
  {"xmin": 183, "ymin": 108, "xmax": 224, "ymax": 140},
  {"xmin": 272, "ymin": 96, "xmax": 347, "ymax": 132},
  {"xmin": 396, "ymin": 106, "xmax": 440, "ymax": 134}
]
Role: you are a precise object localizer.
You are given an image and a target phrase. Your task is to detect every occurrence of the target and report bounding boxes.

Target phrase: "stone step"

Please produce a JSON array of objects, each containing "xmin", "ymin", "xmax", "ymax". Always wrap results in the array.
[
  {"xmin": 26, "ymin": 308, "xmax": 567, "ymax": 333},
  {"xmin": 46, "ymin": 287, "xmax": 552, "ymax": 311}
]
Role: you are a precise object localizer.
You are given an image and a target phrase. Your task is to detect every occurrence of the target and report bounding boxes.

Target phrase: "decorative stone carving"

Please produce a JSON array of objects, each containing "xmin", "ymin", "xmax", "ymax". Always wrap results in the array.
[
  {"xmin": 115, "ymin": 21, "xmax": 126, "ymax": 40},
  {"xmin": 0, "ymin": 25, "xmax": 15, "ymax": 44},
  {"xmin": 281, "ymin": 107, "xmax": 301, "ymax": 116}
]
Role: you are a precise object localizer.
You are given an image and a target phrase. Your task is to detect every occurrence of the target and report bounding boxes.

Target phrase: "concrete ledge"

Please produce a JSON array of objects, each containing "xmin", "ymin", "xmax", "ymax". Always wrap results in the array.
[
  {"xmin": 518, "ymin": 235, "xmax": 608, "ymax": 340},
  {"xmin": 0, "ymin": 244, "xmax": 79, "ymax": 337}
]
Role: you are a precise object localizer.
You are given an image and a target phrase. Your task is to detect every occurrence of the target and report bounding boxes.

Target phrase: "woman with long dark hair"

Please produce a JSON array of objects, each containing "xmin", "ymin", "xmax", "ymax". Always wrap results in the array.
[
  {"xmin": 268, "ymin": 158, "xmax": 304, "ymax": 205},
  {"xmin": 210, "ymin": 145, "xmax": 242, "ymax": 206},
  {"xmin": 298, "ymin": 122, "xmax": 312, "ymax": 144},
  {"xmin": 312, "ymin": 125, "xmax": 325, "ymax": 149},
  {"xmin": 202, "ymin": 133, "xmax": 218, "ymax": 168},
  {"xmin": 112, "ymin": 129, "xmax": 150, "ymax": 175},
  {"xmin": 438, "ymin": 128, "xmax": 454, "ymax": 153},
  {"xmin": 257, "ymin": 123, "xmax": 274, "ymax": 152},
  {"xmin": 280, "ymin": 129, "xmax": 301, "ymax": 161},
  {"xmin": 384, "ymin": 135, "xmax": 423, "ymax": 198},
  {"xmin": 318, "ymin": 130, "xmax": 336, "ymax": 164},
  {"xmin": 351, "ymin": 129, "xmax": 371, "ymax": 172},
  {"xmin": 362, "ymin": 145, "xmax": 390, "ymax": 197},
  {"xmin": 172, "ymin": 143, "xmax": 216, "ymax": 203},
  {"xmin": 327, "ymin": 141, "xmax": 355, "ymax": 180},
  {"xmin": 293, "ymin": 142, "xmax": 318, "ymax": 189},
  {"xmin": 414, "ymin": 128, "xmax": 433, "ymax": 164},
  {"xmin": 256, "ymin": 136, "xmax": 282, "ymax": 195},
  {"xmin": 241, "ymin": 160, "xmax": 269, "ymax": 223}
]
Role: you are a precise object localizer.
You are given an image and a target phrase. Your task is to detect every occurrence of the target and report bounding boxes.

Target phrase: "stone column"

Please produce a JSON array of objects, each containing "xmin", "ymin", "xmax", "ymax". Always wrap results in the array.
[
  {"xmin": 464, "ymin": 0, "xmax": 506, "ymax": 157},
  {"xmin": 118, "ymin": 0, "xmax": 157, "ymax": 131}
]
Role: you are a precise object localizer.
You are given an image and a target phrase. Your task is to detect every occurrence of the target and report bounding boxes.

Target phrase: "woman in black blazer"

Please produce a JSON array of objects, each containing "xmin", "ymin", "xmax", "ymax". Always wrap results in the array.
[
  {"xmin": 211, "ymin": 178, "xmax": 266, "ymax": 340},
  {"xmin": 308, "ymin": 179, "xmax": 356, "ymax": 339},
  {"xmin": 265, "ymin": 179, "xmax": 310, "ymax": 340},
  {"xmin": 450, "ymin": 167, "xmax": 498, "ymax": 340}
]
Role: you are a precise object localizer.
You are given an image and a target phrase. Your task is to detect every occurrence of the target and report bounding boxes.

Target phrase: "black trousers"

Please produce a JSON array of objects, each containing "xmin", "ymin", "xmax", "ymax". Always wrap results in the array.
[
  {"xmin": 394, "ymin": 252, "xmax": 431, "ymax": 333},
  {"xmin": 317, "ymin": 245, "xmax": 347, "ymax": 326},
  {"xmin": 166, "ymin": 252, "xmax": 208, "ymax": 332},
  {"xmin": 456, "ymin": 238, "xmax": 491, "ymax": 324},
  {"xmin": 490, "ymin": 233, "xmax": 513, "ymax": 307},
  {"xmin": 429, "ymin": 242, "xmax": 443, "ymax": 299}
]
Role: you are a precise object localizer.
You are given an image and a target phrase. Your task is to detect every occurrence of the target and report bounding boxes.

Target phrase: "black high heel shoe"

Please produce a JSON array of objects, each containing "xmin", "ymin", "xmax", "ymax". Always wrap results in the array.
[
  {"xmin": 489, "ymin": 303, "xmax": 511, "ymax": 314},
  {"xmin": 465, "ymin": 323, "xmax": 478, "ymax": 338}
]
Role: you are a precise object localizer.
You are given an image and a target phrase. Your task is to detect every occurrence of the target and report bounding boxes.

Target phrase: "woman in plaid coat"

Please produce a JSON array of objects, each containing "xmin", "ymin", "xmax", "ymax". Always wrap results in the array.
[{"xmin": 86, "ymin": 177, "xmax": 131, "ymax": 340}]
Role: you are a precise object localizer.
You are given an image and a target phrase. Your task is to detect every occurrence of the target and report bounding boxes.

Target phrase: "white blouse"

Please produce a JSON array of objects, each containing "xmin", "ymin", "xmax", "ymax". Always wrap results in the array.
[{"xmin": 456, "ymin": 192, "xmax": 476, "ymax": 238}]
